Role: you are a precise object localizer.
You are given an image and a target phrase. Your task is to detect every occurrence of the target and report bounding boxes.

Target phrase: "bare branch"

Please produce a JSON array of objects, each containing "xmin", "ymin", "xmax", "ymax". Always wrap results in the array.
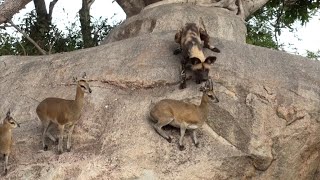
[
  {"xmin": 116, "ymin": 0, "xmax": 145, "ymax": 17},
  {"xmin": 48, "ymin": 0, "xmax": 59, "ymax": 20},
  {"xmin": 87, "ymin": 0, "xmax": 95, "ymax": 9},
  {"xmin": 8, "ymin": 20, "xmax": 47, "ymax": 55},
  {"xmin": 0, "ymin": 23, "xmax": 11, "ymax": 29},
  {"xmin": 0, "ymin": 0, "xmax": 32, "ymax": 25},
  {"xmin": 18, "ymin": 40, "xmax": 27, "ymax": 56},
  {"xmin": 48, "ymin": 29, "xmax": 60, "ymax": 55}
]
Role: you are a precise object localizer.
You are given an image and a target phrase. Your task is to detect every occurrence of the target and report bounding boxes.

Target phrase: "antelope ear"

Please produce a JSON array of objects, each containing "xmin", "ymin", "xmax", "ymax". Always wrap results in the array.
[
  {"xmin": 81, "ymin": 72, "xmax": 87, "ymax": 79},
  {"xmin": 73, "ymin": 77, "xmax": 77, "ymax": 83},
  {"xmin": 205, "ymin": 56, "xmax": 217, "ymax": 64},
  {"xmin": 6, "ymin": 109, "xmax": 11, "ymax": 117},
  {"xmin": 190, "ymin": 57, "xmax": 201, "ymax": 65}
]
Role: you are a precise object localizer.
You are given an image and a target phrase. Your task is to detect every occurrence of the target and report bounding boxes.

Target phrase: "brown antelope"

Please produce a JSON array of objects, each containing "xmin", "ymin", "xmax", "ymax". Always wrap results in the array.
[
  {"xmin": 174, "ymin": 20, "xmax": 220, "ymax": 89},
  {"xmin": 150, "ymin": 79, "xmax": 219, "ymax": 150},
  {"xmin": 0, "ymin": 109, "xmax": 20, "ymax": 175},
  {"xmin": 36, "ymin": 77, "xmax": 92, "ymax": 154}
]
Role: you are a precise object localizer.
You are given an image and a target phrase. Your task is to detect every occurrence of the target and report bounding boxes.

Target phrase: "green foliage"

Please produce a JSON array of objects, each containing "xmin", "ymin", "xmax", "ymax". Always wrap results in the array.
[
  {"xmin": 92, "ymin": 17, "xmax": 120, "ymax": 46},
  {"xmin": 246, "ymin": 18, "xmax": 279, "ymax": 49},
  {"xmin": 246, "ymin": 0, "xmax": 320, "ymax": 50},
  {"xmin": 0, "ymin": 32, "xmax": 20, "ymax": 55},
  {"xmin": 0, "ymin": 10, "xmax": 117, "ymax": 55},
  {"xmin": 306, "ymin": 50, "xmax": 320, "ymax": 60},
  {"xmin": 18, "ymin": 10, "xmax": 52, "ymax": 55}
]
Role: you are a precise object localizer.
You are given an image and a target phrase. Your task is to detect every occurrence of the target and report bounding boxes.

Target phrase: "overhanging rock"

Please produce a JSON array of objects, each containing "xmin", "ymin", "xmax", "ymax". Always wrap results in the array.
[{"xmin": 102, "ymin": 3, "xmax": 246, "ymax": 44}]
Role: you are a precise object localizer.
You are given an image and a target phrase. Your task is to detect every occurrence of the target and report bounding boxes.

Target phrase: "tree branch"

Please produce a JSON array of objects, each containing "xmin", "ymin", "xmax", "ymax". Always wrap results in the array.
[
  {"xmin": 273, "ymin": 0, "xmax": 285, "ymax": 47},
  {"xmin": 115, "ymin": 0, "xmax": 145, "ymax": 17},
  {"xmin": 8, "ymin": 20, "xmax": 47, "ymax": 55},
  {"xmin": 18, "ymin": 40, "xmax": 27, "ymax": 56},
  {"xmin": 87, "ymin": 0, "xmax": 95, "ymax": 9},
  {"xmin": 0, "ymin": 0, "xmax": 32, "ymax": 25},
  {"xmin": 48, "ymin": 0, "xmax": 58, "ymax": 20},
  {"xmin": 0, "ymin": 23, "xmax": 11, "ymax": 29}
]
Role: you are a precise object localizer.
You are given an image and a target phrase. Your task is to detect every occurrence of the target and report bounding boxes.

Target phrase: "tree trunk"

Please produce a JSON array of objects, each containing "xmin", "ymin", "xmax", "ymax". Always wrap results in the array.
[
  {"xmin": 0, "ymin": 0, "xmax": 32, "ymax": 24},
  {"xmin": 31, "ymin": 0, "xmax": 51, "ymax": 52},
  {"xmin": 115, "ymin": 0, "xmax": 145, "ymax": 18},
  {"xmin": 79, "ymin": 0, "xmax": 94, "ymax": 48}
]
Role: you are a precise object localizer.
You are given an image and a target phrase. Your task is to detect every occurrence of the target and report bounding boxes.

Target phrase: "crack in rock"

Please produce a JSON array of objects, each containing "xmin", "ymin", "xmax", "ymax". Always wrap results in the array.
[
  {"xmin": 276, "ymin": 105, "xmax": 308, "ymax": 126},
  {"xmin": 92, "ymin": 79, "xmax": 180, "ymax": 90}
]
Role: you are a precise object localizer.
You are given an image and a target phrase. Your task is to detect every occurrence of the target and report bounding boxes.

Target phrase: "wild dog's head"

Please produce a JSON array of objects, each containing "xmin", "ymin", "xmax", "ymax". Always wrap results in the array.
[
  {"xmin": 190, "ymin": 56, "xmax": 217, "ymax": 84},
  {"xmin": 175, "ymin": 23, "xmax": 217, "ymax": 84}
]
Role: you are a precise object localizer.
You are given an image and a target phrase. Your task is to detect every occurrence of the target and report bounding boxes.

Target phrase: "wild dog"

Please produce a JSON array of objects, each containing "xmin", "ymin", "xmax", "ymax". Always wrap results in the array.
[{"xmin": 174, "ymin": 21, "xmax": 220, "ymax": 89}]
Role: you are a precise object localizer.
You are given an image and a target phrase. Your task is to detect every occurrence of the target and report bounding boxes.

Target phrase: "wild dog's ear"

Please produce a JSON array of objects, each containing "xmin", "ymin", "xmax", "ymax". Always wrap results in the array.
[
  {"xmin": 190, "ymin": 57, "xmax": 201, "ymax": 65},
  {"xmin": 199, "ymin": 27, "xmax": 209, "ymax": 41},
  {"xmin": 205, "ymin": 56, "xmax": 217, "ymax": 64},
  {"xmin": 174, "ymin": 29, "xmax": 182, "ymax": 43},
  {"xmin": 6, "ymin": 109, "xmax": 11, "ymax": 117},
  {"xmin": 199, "ymin": 27, "xmax": 206, "ymax": 35}
]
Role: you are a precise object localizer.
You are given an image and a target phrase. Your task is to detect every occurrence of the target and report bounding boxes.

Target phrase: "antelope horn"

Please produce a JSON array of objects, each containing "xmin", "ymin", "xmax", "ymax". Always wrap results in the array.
[{"xmin": 208, "ymin": 78, "xmax": 213, "ymax": 90}]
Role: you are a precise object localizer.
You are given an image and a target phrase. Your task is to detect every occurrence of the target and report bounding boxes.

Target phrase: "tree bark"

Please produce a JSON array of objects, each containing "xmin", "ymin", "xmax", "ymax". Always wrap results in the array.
[
  {"xmin": 0, "ymin": 0, "xmax": 32, "ymax": 24},
  {"xmin": 79, "ymin": 0, "xmax": 95, "ymax": 48},
  {"xmin": 33, "ymin": 0, "xmax": 48, "ymax": 18},
  {"xmin": 115, "ymin": 0, "xmax": 145, "ymax": 18},
  {"xmin": 28, "ymin": 0, "xmax": 53, "ymax": 54}
]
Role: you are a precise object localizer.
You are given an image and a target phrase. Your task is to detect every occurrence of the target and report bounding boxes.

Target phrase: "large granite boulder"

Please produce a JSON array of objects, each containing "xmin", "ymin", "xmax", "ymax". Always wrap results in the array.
[{"xmin": 0, "ymin": 2, "xmax": 319, "ymax": 179}]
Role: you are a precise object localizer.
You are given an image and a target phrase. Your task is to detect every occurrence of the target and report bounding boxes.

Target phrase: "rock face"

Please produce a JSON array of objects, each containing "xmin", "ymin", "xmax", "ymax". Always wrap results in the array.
[
  {"xmin": 1, "ymin": 3, "xmax": 320, "ymax": 180},
  {"xmin": 103, "ymin": 3, "xmax": 246, "ymax": 44}
]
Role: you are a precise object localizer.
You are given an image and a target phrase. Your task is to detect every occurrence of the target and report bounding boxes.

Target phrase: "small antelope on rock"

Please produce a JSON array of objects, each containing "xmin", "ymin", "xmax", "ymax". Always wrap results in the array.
[
  {"xmin": 174, "ymin": 19, "xmax": 220, "ymax": 89},
  {"xmin": 150, "ymin": 79, "xmax": 219, "ymax": 150},
  {"xmin": 36, "ymin": 77, "xmax": 92, "ymax": 154},
  {"xmin": 0, "ymin": 109, "xmax": 20, "ymax": 175}
]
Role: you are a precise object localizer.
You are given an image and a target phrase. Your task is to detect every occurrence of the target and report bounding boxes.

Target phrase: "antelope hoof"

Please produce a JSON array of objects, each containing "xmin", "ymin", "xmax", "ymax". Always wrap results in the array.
[
  {"xmin": 66, "ymin": 148, "xmax": 71, "ymax": 152},
  {"xmin": 211, "ymin": 47, "xmax": 220, "ymax": 53},
  {"xmin": 195, "ymin": 142, "xmax": 199, "ymax": 148},
  {"xmin": 173, "ymin": 48, "xmax": 182, "ymax": 55},
  {"xmin": 179, "ymin": 83, "xmax": 186, "ymax": 89},
  {"xmin": 58, "ymin": 150, "xmax": 63, "ymax": 155},
  {"xmin": 179, "ymin": 145, "xmax": 185, "ymax": 151},
  {"xmin": 44, "ymin": 145, "xmax": 48, "ymax": 151},
  {"xmin": 4, "ymin": 168, "xmax": 7, "ymax": 175},
  {"xmin": 167, "ymin": 137, "xmax": 172, "ymax": 143}
]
